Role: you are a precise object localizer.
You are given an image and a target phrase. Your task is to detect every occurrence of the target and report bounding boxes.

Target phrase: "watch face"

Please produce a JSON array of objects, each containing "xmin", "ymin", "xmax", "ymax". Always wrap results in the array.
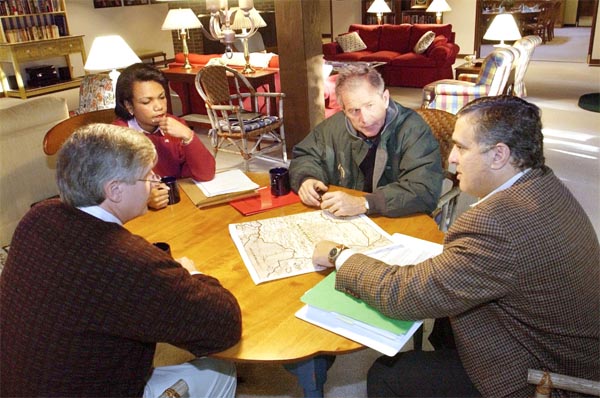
[{"xmin": 329, "ymin": 248, "xmax": 338, "ymax": 257}]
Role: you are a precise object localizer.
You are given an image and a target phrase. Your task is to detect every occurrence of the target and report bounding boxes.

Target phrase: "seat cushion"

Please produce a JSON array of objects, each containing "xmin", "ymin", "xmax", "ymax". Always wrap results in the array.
[
  {"xmin": 389, "ymin": 52, "xmax": 437, "ymax": 67},
  {"xmin": 361, "ymin": 51, "xmax": 402, "ymax": 63},
  {"xmin": 218, "ymin": 115, "xmax": 280, "ymax": 132}
]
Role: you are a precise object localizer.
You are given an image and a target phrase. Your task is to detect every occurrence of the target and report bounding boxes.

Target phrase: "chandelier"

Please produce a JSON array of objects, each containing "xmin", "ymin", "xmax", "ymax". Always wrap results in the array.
[{"xmin": 202, "ymin": 0, "xmax": 259, "ymax": 57}]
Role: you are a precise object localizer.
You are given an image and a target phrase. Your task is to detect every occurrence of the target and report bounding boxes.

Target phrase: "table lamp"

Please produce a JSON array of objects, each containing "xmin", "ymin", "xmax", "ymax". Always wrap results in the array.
[
  {"xmin": 483, "ymin": 13, "xmax": 522, "ymax": 47},
  {"xmin": 367, "ymin": 0, "xmax": 391, "ymax": 25},
  {"xmin": 84, "ymin": 35, "xmax": 141, "ymax": 90},
  {"xmin": 229, "ymin": 7, "xmax": 267, "ymax": 74},
  {"xmin": 161, "ymin": 8, "xmax": 202, "ymax": 69},
  {"xmin": 426, "ymin": 0, "xmax": 452, "ymax": 24}
]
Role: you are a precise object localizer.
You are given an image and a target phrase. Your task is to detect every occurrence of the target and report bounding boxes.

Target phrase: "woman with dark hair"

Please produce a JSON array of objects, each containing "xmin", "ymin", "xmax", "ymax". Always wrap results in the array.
[{"xmin": 114, "ymin": 63, "xmax": 215, "ymax": 209}]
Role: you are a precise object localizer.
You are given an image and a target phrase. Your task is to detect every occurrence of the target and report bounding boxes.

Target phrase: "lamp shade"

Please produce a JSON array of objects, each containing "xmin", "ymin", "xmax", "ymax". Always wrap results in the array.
[
  {"xmin": 161, "ymin": 8, "xmax": 202, "ymax": 30},
  {"xmin": 84, "ymin": 35, "xmax": 141, "ymax": 72},
  {"xmin": 426, "ymin": 0, "xmax": 451, "ymax": 13},
  {"xmin": 229, "ymin": 7, "xmax": 267, "ymax": 30},
  {"xmin": 367, "ymin": 0, "xmax": 391, "ymax": 14},
  {"xmin": 483, "ymin": 13, "xmax": 522, "ymax": 43}
]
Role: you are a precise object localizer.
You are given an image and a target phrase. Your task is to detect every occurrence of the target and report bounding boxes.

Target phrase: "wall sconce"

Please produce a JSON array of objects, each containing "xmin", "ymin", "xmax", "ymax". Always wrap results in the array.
[
  {"xmin": 84, "ymin": 35, "xmax": 141, "ymax": 90},
  {"xmin": 367, "ymin": 0, "xmax": 391, "ymax": 25},
  {"xmin": 229, "ymin": 7, "xmax": 266, "ymax": 74},
  {"xmin": 426, "ymin": 0, "xmax": 452, "ymax": 24},
  {"xmin": 200, "ymin": 0, "xmax": 259, "ymax": 57},
  {"xmin": 161, "ymin": 8, "xmax": 202, "ymax": 69},
  {"xmin": 484, "ymin": 13, "xmax": 522, "ymax": 47}
]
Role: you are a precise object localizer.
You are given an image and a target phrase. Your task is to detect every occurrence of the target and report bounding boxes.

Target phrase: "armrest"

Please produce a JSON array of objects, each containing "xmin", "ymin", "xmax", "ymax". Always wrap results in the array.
[
  {"xmin": 426, "ymin": 43, "xmax": 460, "ymax": 64},
  {"xmin": 322, "ymin": 42, "xmax": 342, "ymax": 57},
  {"xmin": 458, "ymin": 74, "xmax": 478, "ymax": 83}
]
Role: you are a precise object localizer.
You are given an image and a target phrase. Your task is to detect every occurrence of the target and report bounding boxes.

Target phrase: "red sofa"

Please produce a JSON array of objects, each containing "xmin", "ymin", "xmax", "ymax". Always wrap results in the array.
[
  {"xmin": 322, "ymin": 24, "xmax": 460, "ymax": 88},
  {"xmin": 167, "ymin": 53, "xmax": 341, "ymax": 119}
]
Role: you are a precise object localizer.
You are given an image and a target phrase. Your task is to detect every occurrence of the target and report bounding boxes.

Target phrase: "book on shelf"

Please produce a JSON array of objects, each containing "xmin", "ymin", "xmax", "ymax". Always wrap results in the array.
[{"xmin": 296, "ymin": 233, "xmax": 443, "ymax": 356}]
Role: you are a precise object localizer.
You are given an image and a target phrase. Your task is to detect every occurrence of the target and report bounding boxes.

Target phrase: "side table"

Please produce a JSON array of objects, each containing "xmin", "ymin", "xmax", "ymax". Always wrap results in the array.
[{"xmin": 454, "ymin": 61, "xmax": 482, "ymax": 79}]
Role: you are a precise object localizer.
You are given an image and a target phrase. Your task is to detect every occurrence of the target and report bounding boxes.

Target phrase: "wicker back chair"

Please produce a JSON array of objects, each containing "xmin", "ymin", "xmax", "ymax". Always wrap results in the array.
[
  {"xmin": 194, "ymin": 64, "xmax": 286, "ymax": 170},
  {"xmin": 415, "ymin": 108, "xmax": 460, "ymax": 232}
]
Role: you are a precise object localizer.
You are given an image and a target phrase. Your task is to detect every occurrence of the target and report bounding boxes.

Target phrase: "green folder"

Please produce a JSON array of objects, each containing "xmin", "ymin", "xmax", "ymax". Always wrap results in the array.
[{"xmin": 301, "ymin": 271, "xmax": 414, "ymax": 335}]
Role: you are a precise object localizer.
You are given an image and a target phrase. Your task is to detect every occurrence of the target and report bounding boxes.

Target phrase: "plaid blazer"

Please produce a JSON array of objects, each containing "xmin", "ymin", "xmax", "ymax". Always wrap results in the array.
[{"xmin": 337, "ymin": 166, "xmax": 599, "ymax": 397}]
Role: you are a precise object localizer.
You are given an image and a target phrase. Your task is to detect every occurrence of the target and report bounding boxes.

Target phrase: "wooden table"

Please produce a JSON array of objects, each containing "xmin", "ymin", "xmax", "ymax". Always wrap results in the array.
[
  {"xmin": 454, "ymin": 61, "xmax": 482, "ymax": 79},
  {"xmin": 125, "ymin": 173, "xmax": 444, "ymax": 395},
  {"xmin": 161, "ymin": 66, "xmax": 278, "ymax": 116}
]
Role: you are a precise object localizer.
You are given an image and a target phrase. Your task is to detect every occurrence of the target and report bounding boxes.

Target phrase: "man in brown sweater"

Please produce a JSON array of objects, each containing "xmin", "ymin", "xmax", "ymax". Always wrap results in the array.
[
  {"xmin": 0, "ymin": 124, "xmax": 242, "ymax": 397},
  {"xmin": 313, "ymin": 96, "xmax": 599, "ymax": 397}
]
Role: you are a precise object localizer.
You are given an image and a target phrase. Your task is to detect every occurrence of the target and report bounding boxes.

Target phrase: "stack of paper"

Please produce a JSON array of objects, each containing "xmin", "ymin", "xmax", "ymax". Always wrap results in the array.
[
  {"xmin": 296, "ymin": 233, "xmax": 443, "ymax": 356},
  {"xmin": 196, "ymin": 169, "xmax": 259, "ymax": 197}
]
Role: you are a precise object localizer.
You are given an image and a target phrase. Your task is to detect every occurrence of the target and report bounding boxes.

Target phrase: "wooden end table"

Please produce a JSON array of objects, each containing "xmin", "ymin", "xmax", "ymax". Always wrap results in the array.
[{"xmin": 454, "ymin": 61, "xmax": 482, "ymax": 79}]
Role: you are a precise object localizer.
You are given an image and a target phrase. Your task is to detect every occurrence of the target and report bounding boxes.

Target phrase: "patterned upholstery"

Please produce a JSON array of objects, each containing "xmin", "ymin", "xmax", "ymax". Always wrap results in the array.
[
  {"xmin": 414, "ymin": 108, "xmax": 460, "ymax": 232},
  {"xmin": 421, "ymin": 47, "xmax": 515, "ymax": 114},
  {"xmin": 74, "ymin": 74, "xmax": 115, "ymax": 115},
  {"xmin": 194, "ymin": 65, "xmax": 286, "ymax": 170},
  {"xmin": 512, "ymin": 35, "xmax": 541, "ymax": 97}
]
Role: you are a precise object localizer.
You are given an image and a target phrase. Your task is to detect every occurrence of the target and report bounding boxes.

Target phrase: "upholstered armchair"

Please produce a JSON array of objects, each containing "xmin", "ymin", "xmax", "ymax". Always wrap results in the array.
[
  {"xmin": 512, "ymin": 35, "xmax": 542, "ymax": 97},
  {"xmin": 421, "ymin": 47, "xmax": 515, "ymax": 114}
]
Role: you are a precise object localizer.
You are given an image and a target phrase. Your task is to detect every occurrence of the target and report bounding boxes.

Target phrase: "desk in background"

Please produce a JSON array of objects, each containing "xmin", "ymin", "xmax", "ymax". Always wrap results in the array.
[{"xmin": 125, "ymin": 173, "xmax": 444, "ymax": 396}]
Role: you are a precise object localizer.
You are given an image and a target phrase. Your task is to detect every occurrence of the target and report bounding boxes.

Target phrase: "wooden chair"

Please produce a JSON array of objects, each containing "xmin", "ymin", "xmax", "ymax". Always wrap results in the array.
[
  {"xmin": 158, "ymin": 379, "xmax": 189, "ymax": 398},
  {"xmin": 528, "ymin": 369, "xmax": 600, "ymax": 397},
  {"xmin": 43, "ymin": 108, "xmax": 115, "ymax": 155},
  {"xmin": 421, "ymin": 47, "xmax": 515, "ymax": 114},
  {"xmin": 194, "ymin": 64, "xmax": 286, "ymax": 171},
  {"xmin": 414, "ymin": 108, "xmax": 460, "ymax": 232}
]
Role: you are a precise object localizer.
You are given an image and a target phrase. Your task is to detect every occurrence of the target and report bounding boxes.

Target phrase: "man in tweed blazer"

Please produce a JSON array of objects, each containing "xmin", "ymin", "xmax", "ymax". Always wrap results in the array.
[{"xmin": 313, "ymin": 96, "xmax": 599, "ymax": 397}]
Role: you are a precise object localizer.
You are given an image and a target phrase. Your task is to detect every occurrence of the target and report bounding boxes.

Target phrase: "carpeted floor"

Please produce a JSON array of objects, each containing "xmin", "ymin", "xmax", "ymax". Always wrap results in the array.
[{"xmin": 578, "ymin": 93, "xmax": 600, "ymax": 113}]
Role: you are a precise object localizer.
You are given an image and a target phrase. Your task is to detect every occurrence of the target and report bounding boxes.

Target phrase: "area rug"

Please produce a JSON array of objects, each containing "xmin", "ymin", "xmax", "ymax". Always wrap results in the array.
[{"xmin": 578, "ymin": 93, "xmax": 600, "ymax": 113}]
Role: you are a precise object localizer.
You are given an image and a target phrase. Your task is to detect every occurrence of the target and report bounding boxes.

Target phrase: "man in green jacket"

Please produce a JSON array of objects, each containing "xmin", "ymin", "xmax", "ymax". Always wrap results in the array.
[{"xmin": 289, "ymin": 65, "xmax": 443, "ymax": 217}]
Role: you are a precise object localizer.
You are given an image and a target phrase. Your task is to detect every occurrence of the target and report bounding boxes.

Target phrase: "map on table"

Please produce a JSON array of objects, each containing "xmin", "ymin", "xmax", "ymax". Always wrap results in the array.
[{"xmin": 229, "ymin": 210, "xmax": 394, "ymax": 284}]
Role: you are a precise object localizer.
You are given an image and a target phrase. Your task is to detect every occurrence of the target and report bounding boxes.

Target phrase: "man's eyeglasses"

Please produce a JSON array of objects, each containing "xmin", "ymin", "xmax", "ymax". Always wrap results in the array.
[{"xmin": 138, "ymin": 172, "xmax": 161, "ymax": 184}]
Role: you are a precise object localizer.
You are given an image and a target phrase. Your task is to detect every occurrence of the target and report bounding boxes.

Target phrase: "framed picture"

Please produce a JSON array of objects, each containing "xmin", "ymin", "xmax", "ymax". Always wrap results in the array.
[
  {"xmin": 411, "ymin": 0, "xmax": 431, "ymax": 9},
  {"xmin": 93, "ymin": 0, "xmax": 123, "ymax": 8},
  {"xmin": 124, "ymin": 0, "xmax": 149, "ymax": 5}
]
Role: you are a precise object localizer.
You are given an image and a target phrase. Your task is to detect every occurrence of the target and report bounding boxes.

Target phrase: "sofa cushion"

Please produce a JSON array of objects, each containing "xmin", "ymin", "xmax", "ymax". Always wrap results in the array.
[
  {"xmin": 409, "ymin": 24, "xmax": 453, "ymax": 49},
  {"xmin": 379, "ymin": 24, "xmax": 412, "ymax": 53},
  {"xmin": 426, "ymin": 35, "xmax": 449, "ymax": 56},
  {"xmin": 349, "ymin": 24, "xmax": 381, "ymax": 52},
  {"xmin": 414, "ymin": 31, "xmax": 436, "ymax": 54},
  {"xmin": 325, "ymin": 50, "xmax": 373, "ymax": 62},
  {"xmin": 336, "ymin": 31, "xmax": 367, "ymax": 53},
  {"xmin": 389, "ymin": 52, "xmax": 438, "ymax": 67},
  {"xmin": 361, "ymin": 51, "xmax": 402, "ymax": 63}
]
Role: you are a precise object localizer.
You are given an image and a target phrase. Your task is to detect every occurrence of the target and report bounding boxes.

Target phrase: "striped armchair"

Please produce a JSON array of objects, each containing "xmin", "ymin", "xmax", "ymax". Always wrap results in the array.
[
  {"xmin": 421, "ymin": 47, "xmax": 515, "ymax": 114},
  {"xmin": 512, "ymin": 35, "xmax": 542, "ymax": 97}
]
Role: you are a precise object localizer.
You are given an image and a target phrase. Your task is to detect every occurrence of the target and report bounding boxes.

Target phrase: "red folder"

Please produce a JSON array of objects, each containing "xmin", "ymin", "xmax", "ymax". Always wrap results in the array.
[{"xmin": 230, "ymin": 186, "xmax": 300, "ymax": 215}]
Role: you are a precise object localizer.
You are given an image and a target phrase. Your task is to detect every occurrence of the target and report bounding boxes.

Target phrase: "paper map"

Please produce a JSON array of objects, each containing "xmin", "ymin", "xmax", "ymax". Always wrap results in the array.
[{"xmin": 229, "ymin": 210, "xmax": 393, "ymax": 284}]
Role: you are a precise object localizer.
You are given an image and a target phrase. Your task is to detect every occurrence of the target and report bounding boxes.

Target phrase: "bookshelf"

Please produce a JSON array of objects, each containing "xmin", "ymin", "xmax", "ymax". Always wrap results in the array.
[
  {"xmin": 400, "ymin": 10, "xmax": 436, "ymax": 24},
  {"xmin": 0, "ymin": 0, "xmax": 86, "ymax": 98}
]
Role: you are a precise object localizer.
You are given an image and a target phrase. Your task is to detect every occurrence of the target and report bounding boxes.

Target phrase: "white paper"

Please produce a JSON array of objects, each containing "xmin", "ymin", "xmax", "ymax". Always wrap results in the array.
[
  {"xmin": 195, "ymin": 169, "xmax": 259, "ymax": 197},
  {"xmin": 296, "ymin": 305, "xmax": 423, "ymax": 356}
]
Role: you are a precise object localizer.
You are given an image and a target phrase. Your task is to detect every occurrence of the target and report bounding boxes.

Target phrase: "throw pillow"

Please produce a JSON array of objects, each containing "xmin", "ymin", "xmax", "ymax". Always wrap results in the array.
[
  {"xmin": 336, "ymin": 31, "xmax": 367, "ymax": 53},
  {"xmin": 413, "ymin": 30, "xmax": 436, "ymax": 54}
]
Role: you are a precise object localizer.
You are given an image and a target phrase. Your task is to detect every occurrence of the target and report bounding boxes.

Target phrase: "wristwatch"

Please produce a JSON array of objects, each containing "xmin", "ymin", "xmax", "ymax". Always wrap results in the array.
[{"xmin": 328, "ymin": 244, "xmax": 349, "ymax": 265}]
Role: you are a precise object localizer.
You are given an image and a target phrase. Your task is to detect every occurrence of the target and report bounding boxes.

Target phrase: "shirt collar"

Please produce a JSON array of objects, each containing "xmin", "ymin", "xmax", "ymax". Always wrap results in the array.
[
  {"xmin": 128, "ymin": 117, "xmax": 163, "ymax": 136},
  {"xmin": 78, "ymin": 205, "xmax": 122, "ymax": 225},
  {"xmin": 471, "ymin": 168, "xmax": 531, "ymax": 207}
]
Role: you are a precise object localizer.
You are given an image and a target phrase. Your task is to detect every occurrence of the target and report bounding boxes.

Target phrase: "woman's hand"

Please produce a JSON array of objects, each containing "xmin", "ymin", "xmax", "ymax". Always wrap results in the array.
[
  {"xmin": 157, "ymin": 116, "xmax": 194, "ymax": 143},
  {"xmin": 148, "ymin": 184, "xmax": 170, "ymax": 210}
]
